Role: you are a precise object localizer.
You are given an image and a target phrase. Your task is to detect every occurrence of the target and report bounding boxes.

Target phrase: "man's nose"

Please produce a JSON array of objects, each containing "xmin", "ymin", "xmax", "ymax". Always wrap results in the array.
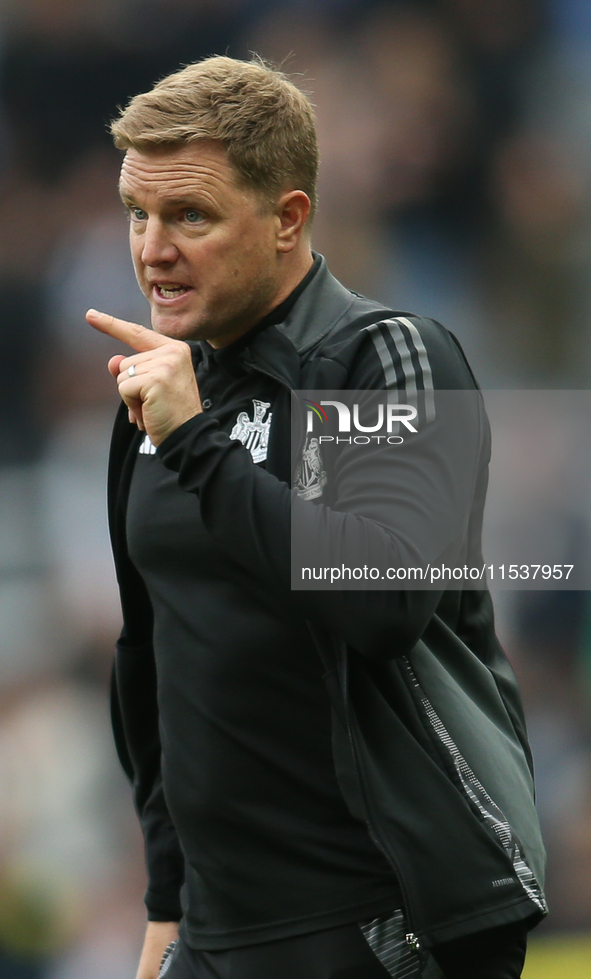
[{"xmin": 140, "ymin": 219, "xmax": 179, "ymax": 266}]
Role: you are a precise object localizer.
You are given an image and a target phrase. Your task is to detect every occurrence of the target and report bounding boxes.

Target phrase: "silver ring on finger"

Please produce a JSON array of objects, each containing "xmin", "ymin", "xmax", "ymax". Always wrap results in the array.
[{"xmin": 127, "ymin": 364, "xmax": 136, "ymax": 378}]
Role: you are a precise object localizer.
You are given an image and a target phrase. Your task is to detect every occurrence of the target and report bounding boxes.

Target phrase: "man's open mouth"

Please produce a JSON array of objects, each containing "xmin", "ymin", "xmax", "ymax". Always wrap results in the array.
[{"xmin": 156, "ymin": 285, "xmax": 191, "ymax": 299}]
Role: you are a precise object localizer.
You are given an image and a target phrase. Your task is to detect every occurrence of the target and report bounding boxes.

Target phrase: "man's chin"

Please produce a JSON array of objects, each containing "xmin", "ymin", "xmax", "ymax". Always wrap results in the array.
[{"xmin": 150, "ymin": 310, "xmax": 202, "ymax": 341}]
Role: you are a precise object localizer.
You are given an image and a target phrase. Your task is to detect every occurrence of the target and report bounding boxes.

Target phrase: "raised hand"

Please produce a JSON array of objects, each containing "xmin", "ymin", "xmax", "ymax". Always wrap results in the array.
[{"xmin": 86, "ymin": 309, "xmax": 202, "ymax": 446}]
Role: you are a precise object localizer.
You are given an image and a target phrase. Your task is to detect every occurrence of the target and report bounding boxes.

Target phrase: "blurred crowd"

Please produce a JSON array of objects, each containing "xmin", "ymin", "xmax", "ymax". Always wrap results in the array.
[{"xmin": 1, "ymin": 0, "xmax": 591, "ymax": 975}]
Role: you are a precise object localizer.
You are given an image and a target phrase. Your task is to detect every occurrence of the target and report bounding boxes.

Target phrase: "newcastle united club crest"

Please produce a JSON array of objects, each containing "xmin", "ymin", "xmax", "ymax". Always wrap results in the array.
[
  {"xmin": 294, "ymin": 436, "xmax": 327, "ymax": 500},
  {"xmin": 230, "ymin": 399, "xmax": 272, "ymax": 463}
]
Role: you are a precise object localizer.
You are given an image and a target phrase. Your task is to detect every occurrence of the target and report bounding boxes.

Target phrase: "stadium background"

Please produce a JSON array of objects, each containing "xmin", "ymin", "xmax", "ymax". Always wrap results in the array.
[{"xmin": 0, "ymin": 0, "xmax": 590, "ymax": 975}]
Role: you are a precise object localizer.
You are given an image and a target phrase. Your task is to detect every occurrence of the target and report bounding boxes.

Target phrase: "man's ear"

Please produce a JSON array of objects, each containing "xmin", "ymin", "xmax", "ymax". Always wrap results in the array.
[{"xmin": 275, "ymin": 191, "xmax": 311, "ymax": 252}]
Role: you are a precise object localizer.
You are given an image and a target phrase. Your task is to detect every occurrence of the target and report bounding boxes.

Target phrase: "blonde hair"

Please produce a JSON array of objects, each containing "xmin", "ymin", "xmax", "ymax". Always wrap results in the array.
[{"xmin": 111, "ymin": 55, "xmax": 319, "ymax": 217}]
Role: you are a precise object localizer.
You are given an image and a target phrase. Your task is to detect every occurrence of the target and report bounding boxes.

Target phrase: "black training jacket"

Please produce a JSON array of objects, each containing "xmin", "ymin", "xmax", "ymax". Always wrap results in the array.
[{"xmin": 107, "ymin": 255, "xmax": 547, "ymax": 954}]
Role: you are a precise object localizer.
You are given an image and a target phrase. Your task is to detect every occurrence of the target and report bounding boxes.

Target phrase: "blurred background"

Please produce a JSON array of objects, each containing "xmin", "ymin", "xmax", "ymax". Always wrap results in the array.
[{"xmin": 0, "ymin": 0, "xmax": 590, "ymax": 976}]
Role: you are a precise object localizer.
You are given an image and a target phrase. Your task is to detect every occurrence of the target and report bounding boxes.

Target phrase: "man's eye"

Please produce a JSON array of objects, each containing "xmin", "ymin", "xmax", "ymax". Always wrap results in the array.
[
  {"xmin": 130, "ymin": 207, "xmax": 147, "ymax": 221},
  {"xmin": 185, "ymin": 210, "xmax": 203, "ymax": 224}
]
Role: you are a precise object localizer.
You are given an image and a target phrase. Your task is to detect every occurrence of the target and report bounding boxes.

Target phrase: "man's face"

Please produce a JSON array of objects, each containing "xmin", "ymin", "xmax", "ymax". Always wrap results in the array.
[{"xmin": 119, "ymin": 141, "xmax": 287, "ymax": 346}]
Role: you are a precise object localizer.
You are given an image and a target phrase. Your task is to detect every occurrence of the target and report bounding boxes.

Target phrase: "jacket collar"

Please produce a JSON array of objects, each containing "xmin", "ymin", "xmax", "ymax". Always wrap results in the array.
[{"xmin": 275, "ymin": 253, "xmax": 356, "ymax": 354}]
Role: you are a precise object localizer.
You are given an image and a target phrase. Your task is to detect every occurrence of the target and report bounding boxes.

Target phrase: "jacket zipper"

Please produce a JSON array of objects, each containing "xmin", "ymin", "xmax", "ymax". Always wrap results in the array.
[
  {"xmin": 399, "ymin": 654, "xmax": 547, "ymax": 919},
  {"xmin": 339, "ymin": 656, "xmax": 425, "ymax": 960},
  {"xmin": 357, "ymin": 768, "xmax": 424, "ymax": 960}
]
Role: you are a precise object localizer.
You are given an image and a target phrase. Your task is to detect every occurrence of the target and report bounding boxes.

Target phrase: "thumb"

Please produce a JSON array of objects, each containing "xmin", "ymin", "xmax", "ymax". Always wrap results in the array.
[
  {"xmin": 86, "ymin": 308, "xmax": 176, "ymax": 352},
  {"xmin": 108, "ymin": 354, "xmax": 126, "ymax": 379}
]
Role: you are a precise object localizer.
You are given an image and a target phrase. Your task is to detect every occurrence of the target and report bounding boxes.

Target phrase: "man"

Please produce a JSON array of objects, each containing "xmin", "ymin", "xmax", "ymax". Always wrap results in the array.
[{"xmin": 87, "ymin": 56, "xmax": 547, "ymax": 979}]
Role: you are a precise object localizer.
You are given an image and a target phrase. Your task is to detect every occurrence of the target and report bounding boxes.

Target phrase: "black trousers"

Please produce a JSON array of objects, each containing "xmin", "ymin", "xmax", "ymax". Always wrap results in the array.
[
  {"xmin": 430, "ymin": 921, "xmax": 528, "ymax": 978},
  {"xmin": 160, "ymin": 919, "xmax": 528, "ymax": 979}
]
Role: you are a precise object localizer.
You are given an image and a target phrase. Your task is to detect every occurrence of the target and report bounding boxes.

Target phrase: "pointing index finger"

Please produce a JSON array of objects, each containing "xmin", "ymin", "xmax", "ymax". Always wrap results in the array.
[{"xmin": 86, "ymin": 308, "xmax": 173, "ymax": 351}]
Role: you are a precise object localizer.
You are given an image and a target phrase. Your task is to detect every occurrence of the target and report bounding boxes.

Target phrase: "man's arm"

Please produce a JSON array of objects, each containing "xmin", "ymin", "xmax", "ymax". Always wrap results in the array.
[
  {"xmin": 89, "ymin": 308, "xmax": 485, "ymax": 660},
  {"xmin": 111, "ymin": 624, "xmax": 185, "ymax": 923},
  {"xmin": 106, "ymin": 390, "xmax": 186, "ymax": 936},
  {"xmin": 155, "ymin": 392, "xmax": 482, "ymax": 659}
]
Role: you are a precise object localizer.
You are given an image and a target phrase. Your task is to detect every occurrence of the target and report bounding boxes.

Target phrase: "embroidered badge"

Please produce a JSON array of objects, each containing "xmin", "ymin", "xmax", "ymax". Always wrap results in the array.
[
  {"xmin": 229, "ymin": 399, "xmax": 272, "ymax": 463},
  {"xmin": 294, "ymin": 436, "xmax": 327, "ymax": 500}
]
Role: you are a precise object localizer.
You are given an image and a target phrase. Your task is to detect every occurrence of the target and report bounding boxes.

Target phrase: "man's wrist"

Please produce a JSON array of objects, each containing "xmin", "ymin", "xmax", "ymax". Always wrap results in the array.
[{"xmin": 157, "ymin": 411, "xmax": 218, "ymax": 456}]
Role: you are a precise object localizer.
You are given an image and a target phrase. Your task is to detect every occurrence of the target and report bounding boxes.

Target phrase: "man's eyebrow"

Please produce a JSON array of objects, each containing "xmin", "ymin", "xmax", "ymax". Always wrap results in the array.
[
  {"xmin": 158, "ymin": 195, "xmax": 206, "ymax": 207},
  {"xmin": 118, "ymin": 190, "xmax": 205, "ymax": 208}
]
